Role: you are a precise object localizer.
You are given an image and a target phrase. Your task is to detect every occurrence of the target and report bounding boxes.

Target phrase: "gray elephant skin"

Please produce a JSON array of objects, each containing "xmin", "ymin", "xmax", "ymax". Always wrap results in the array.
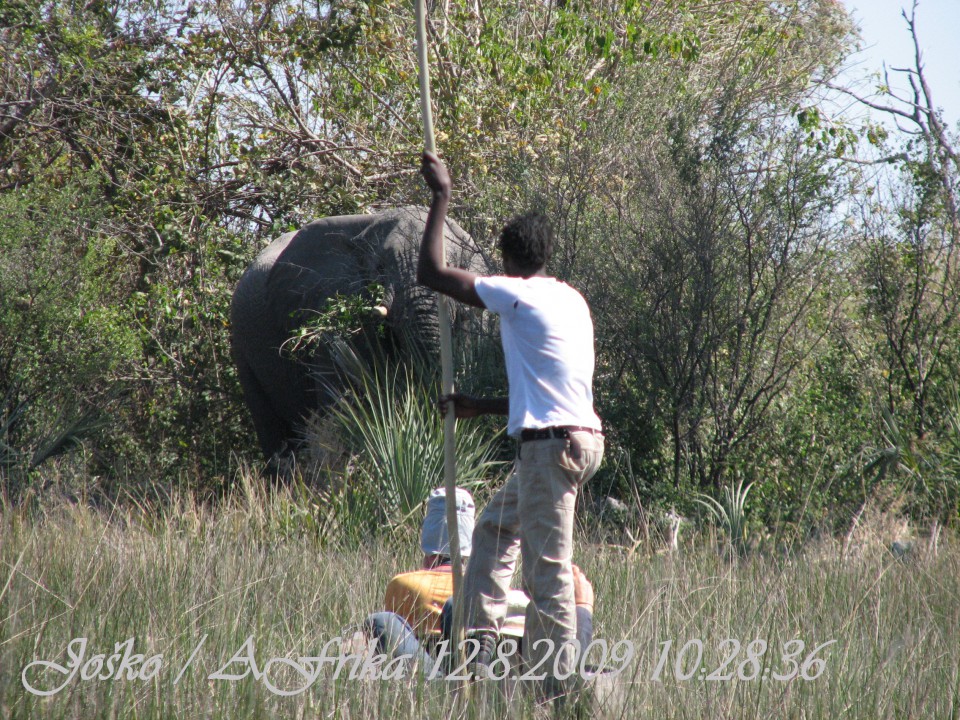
[{"xmin": 230, "ymin": 206, "xmax": 488, "ymax": 463}]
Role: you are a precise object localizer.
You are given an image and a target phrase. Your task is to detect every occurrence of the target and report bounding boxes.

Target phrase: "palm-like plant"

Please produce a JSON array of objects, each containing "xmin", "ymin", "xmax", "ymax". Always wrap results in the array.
[
  {"xmin": 316, "ymin": 344, "xmax": 506, "ymax": 538},
  {"xmin": 695, "ymin": 477, "xmax": 755, "ymax": 555}
]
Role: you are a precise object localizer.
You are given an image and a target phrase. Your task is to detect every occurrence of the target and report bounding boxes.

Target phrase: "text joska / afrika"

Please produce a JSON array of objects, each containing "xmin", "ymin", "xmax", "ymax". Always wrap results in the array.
[{"xmin": 23, "ymin": 635, "xmax": 404, "ymax": 696}]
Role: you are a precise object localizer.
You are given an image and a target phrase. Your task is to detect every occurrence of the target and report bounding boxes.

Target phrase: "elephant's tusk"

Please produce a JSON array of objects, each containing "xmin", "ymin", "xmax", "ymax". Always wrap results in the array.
[{"xmin": 370, "ymin": 305, "xmax": 388, "ymax": 318}]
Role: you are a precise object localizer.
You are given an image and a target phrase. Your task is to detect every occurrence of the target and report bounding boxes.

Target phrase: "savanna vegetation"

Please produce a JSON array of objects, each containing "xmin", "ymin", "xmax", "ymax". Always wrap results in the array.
[
  {"xmin": 2, "ymin": 0, "xmax": 960, "ymax": 715},
  {"xmin": 3, "ymin": 0, "xmax": 958, "ymax": 532},
  {"xmin": 1, "ymin": 492, "xmax": 958, "ymax": 718}
]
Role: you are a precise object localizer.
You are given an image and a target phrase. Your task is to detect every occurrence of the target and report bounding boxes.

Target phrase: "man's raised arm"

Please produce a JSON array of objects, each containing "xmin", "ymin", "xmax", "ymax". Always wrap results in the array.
[{"xmin": 417, "ymin": 151, "xmax": 485, "ymax": 309}]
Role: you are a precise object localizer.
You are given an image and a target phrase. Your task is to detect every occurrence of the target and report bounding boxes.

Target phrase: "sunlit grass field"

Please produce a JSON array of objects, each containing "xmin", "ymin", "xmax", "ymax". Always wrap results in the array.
[{"xmin": 1, "ymin": 477, "xmax": 958, "ymax": 719}]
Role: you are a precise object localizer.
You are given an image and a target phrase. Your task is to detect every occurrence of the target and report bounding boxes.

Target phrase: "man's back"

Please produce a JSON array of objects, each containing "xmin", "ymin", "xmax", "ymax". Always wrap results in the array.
[{"xmin": 475, "ymin": 275, "xmax": 601, "ymax": 436}]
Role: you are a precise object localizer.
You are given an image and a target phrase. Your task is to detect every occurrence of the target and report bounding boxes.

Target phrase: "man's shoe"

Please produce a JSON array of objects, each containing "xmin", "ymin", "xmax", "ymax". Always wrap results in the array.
[{"xmin": 466, "ymin": 631, "xmax": 497, "ymax": 680}]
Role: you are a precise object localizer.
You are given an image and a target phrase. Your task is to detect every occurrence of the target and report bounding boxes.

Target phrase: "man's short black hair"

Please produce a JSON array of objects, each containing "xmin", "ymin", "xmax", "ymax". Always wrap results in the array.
[{"xmin": 498, "ymin": 212, "xmax": 554, "ymax": 271}]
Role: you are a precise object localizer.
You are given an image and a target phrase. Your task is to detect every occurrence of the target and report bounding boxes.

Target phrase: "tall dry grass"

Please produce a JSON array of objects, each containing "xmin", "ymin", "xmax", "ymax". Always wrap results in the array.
[{"xmin": 1, "ymin": 474, "xmax": 958, "ymax": 719}]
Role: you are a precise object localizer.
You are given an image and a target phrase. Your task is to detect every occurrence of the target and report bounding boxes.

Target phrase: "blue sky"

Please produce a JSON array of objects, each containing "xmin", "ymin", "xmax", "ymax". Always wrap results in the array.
[{"xmin": 838, "ymin": 0, "xmax": 959, "ymax": 130}]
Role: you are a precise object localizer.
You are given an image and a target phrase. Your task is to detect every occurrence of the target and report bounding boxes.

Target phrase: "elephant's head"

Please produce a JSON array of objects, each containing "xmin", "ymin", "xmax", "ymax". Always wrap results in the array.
[
  {"xmin": 363, "ymin": 206, "xmax": 486, "ymax": 362},
  {"xmin": 230, "ymin": 206, "xmax": 491, "ymax": 464}
]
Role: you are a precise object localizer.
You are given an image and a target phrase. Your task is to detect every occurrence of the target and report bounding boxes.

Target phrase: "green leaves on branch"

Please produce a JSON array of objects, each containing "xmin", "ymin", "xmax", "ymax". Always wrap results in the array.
[{"xmin": 284, "ymin": 283, "xmax": 387, "ymax": 359}]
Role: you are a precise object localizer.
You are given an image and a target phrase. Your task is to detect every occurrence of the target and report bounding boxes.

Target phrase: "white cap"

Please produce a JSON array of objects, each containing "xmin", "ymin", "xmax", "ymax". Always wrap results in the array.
[{"xmin": 421, "ymin": 487, "xmax": 475, "ymax": 558}]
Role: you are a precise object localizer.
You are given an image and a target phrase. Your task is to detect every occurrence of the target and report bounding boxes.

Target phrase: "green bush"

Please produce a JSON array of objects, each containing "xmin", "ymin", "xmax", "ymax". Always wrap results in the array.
[
  {"xmin": 303, "ymin": 356, "xmax": 507, "ymax": 543},
  {"xmin": 0, "ymin": 176, "xmax": 141, "ymax": 487}
]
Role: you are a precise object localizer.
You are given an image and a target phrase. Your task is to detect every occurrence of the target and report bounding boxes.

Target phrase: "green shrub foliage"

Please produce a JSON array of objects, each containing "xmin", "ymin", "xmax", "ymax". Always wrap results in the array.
[{"xmin": 1, "ymin": 0, "xmax": 958, "ymax": 531}]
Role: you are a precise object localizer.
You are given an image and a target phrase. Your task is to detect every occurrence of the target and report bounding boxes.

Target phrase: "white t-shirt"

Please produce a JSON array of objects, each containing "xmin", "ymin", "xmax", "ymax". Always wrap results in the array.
[{"xmin": 474, "ymin": 275, "xmax": 602, "ymax": 437}]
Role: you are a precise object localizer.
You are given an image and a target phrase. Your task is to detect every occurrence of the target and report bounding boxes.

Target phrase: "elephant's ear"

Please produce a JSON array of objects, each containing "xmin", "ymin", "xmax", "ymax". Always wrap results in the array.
[
  {"xmin": 354, "ymin": 217, "xmax": 387, "ymax": 283},
  {"xmin": 447, "ymin": 217, "xmax": 496, "ymax": 274},
  {"xmin": 266, "ymin": 219, "xmax": 369, "ymax": 337},
  {"xmin": 352, "ymin": 208, "xmax": 414, "ymax": 290}
]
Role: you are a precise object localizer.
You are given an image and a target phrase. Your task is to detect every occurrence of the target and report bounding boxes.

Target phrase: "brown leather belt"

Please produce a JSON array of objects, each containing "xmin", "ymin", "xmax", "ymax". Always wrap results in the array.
[{"xmin": 519, "ymin": 426, "xmax": 602, "ymax": 442}]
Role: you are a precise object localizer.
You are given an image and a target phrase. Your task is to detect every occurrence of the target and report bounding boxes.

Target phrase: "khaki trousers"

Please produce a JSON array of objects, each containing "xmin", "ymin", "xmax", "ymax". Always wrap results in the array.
[{"xmin": 462, "ymin": 430, "xmax": 604, "ymax": 680}]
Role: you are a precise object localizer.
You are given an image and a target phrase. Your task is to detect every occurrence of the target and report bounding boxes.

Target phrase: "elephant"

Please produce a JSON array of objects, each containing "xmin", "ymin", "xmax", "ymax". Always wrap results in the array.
[{"xmin": 230, "ymin": 206, "xmax": 490, "ymax": 465}]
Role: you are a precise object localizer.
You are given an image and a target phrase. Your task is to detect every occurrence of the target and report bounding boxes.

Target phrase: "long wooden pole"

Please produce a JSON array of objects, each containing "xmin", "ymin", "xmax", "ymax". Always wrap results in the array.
[{"xmin": 414, "ymin": 0, "xmax": 465, "ymax": 670}]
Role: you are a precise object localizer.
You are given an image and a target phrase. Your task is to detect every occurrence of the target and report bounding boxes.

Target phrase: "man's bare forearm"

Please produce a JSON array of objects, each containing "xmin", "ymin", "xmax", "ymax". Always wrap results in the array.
[
  {"xmin": 416, "ymin": 152, "xmax": 484, "ymax": 307},
  {"xmin": 440, "ymin": 393, "xmax": 509, "ymax": 419},
  {"xmin": 417, "ymin": 188, "xmax": 450, "ymax": 289},
  {"xmin": 474, "ymin": 396, "xmax": 509, "ymax": 416}
]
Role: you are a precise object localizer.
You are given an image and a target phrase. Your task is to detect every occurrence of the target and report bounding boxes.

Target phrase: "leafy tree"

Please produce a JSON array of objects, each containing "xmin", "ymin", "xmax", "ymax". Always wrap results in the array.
[
  {"xmin": 0, "ymin": 0, "xmax": 254, "ymax": 485},
  {"xmin": 830, "ymin": 1, "xmax": 960, "ymax": 522},
  {"xmin": 0, "ymin": 176, "xmax": 136, "ymax": 480},
  {"xmin": 500, "ymin": 0, "xmax": 857, "ymax": 493}
]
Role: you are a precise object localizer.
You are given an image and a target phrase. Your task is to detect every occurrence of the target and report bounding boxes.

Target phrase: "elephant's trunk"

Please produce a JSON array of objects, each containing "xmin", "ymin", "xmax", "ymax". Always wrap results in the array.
[
  {"xmin": 373, "ymin": 208, "xmax": 447, "ymax": 362},
  {"xmin": 390, "ymin": 276, "xmax": 442, "ymax": 361}
]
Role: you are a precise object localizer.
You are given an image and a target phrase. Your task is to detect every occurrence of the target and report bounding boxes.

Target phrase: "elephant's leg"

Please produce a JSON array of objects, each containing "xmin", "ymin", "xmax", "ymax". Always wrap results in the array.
[{"xmin": 236, "ymin": 356, "xmax": 293, "ymax": 464}]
